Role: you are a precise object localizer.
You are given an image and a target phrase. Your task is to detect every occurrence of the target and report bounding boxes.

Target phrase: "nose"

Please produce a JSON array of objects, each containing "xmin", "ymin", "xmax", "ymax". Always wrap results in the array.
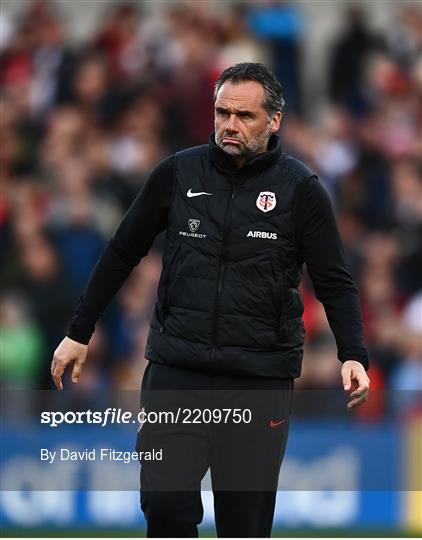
[{"xmin": 225, "ymin": 114, "xmax": 239, "ymax": 133}]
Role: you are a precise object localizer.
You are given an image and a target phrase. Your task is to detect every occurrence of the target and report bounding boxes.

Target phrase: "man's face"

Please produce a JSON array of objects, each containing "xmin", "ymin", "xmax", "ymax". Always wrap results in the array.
[{"xmin": 214, "ymin": 80, "xmax": 281, "ymax": 163}]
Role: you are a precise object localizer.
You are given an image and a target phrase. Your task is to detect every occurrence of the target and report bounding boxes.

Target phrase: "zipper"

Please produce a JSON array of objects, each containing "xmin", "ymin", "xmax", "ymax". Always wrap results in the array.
[{"xmin": 210, "ymin": 183, "xmax": 237, "ymax": 359}]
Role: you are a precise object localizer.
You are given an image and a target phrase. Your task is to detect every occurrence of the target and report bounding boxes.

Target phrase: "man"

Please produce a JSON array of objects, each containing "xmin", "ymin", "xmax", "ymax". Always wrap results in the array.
[{"xmin": 51, "ymin": 63, "xmax": 370, "ymax": 537}]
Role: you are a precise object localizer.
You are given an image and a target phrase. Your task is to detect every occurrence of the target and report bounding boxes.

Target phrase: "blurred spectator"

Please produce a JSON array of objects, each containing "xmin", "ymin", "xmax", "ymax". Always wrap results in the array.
[
  {"xmin": 72, "ymin": 52, "xmax": 116, "ymax": 124},
  {"xmin": 163, "ymin": 4, "xmax": 218, "ymax": 147},
  {"xmin": 29, "ymin": 2, "xmax": 76, "ymax": 117},
  {"xmin": 18, "ymin": 232, "xmax": 75, "ymax": 352},
  {"xmin": 41, "ymin": 105, "xmax": 89, "ymax": 172},
  {"xmin": 384, "ymin": 4, "xmax": 422, "ymax": 70},
  {"xmin": 314, "ymin": 106, "xmax": 359, "ymax": 195},
  {"xmin": 328, "ymin": 6, "xmax": 381, "ymax": 112},
  {"xmin": 111, "ymin": 251, "xmax": 162, "ymax": 389},
  {"xmin": 216, "ymin": 3, "xmax": 268, "ymax": 71},
  {"xmin": 390, "ymin": 291, "xmax": 422, "ymax": 414},
  {"xmin": 248, "ymin": 1, "xmax": 304, "ymax": 114},
  {"xmin": 0, "ymin": 293, "xmax": 45, "ymax": 388},
  {"xmin": 94, "ymin": 3, "xmax": 147, "ymax": 83}
]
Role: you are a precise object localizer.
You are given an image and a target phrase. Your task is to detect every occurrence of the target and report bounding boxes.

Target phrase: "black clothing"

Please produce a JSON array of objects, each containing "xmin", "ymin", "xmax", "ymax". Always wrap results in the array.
[
  {"xmin": 138, "ymin": 362, "xmax": 293, "ymax": 537},
  {"xmin": 145, "ymin": 135, "xmax": 311, "ymax": 377},
  {"xmin": 68, "ymin": 133, "xmax": 369, "ymax": 373},
  {"xmin": 142, "ymin": 490, "xmax": 277, "ymax": 538}
]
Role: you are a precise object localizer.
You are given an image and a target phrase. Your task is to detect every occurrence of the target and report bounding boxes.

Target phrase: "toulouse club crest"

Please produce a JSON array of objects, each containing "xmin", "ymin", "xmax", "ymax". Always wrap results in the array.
[{"xmin": 256, "ymin": 191, "xmax": 276, "ymax": 213}]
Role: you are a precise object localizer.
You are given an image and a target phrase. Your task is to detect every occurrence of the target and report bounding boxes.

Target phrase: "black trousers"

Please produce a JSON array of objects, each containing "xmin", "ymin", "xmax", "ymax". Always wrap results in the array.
[{"xmin": 137, "ymin": 362, "xmax": 294, "ymax": 537}]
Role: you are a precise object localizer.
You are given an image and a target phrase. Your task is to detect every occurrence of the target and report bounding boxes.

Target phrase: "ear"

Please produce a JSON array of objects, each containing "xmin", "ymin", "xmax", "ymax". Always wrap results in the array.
[{"xmin": 270, "ymin": 112, "xmax": 282, "ymax": 133}]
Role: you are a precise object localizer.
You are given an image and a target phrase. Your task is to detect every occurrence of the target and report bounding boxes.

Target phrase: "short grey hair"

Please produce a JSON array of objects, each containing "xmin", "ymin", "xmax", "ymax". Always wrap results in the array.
[{"xmin": 214, "ymin": 62, "xmax": 285, "ymax": 116}]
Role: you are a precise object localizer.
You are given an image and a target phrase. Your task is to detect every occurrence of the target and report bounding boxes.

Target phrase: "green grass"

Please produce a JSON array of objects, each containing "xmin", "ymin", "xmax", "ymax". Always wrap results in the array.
[{"xmin": 0, "ymin": 529, "xmax": 420, "ymax": 538}]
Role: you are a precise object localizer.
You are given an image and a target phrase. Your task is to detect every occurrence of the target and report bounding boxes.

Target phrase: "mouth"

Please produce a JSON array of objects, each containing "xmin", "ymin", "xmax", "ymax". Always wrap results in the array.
[{"xmin": 222, "ymin": 137, "xmax": 241, "ymax": 146}]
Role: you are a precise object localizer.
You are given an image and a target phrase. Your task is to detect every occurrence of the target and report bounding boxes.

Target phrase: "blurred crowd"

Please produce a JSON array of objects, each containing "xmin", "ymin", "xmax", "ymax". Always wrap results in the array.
[{"xmin": 0, "ymin": 1, "xmax": 421, "ymax": 417}]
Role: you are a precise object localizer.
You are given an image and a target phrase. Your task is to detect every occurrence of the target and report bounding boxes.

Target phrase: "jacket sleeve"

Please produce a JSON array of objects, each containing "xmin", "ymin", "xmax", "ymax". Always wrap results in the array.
[
  {"xmin": 294, "ymin": 175, "xmax": 369, "ymax": 369},
  {"xmin": 66, "ymin": 155, "xmax": 174, "ymax": 345}
]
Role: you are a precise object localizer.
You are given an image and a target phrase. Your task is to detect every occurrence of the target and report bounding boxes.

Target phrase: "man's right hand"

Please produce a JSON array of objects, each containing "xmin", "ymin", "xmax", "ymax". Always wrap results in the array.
[{"xmin": 51, "ymin": 337, "xmax": 88, "ymax": 390}]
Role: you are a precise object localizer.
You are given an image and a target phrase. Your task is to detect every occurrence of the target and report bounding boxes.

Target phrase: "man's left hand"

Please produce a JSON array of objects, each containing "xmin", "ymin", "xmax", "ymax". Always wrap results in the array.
[{"xmin": 341, "ymin": 360, "xmax": 370, "ymax": 410}]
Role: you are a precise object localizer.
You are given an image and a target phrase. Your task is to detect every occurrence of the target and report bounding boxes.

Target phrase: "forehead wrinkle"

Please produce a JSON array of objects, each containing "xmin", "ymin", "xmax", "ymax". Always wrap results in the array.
[
  {"xmin": 215, "ymin": 81, "xmax": 266, "ymax": 113},
  {"xmin": 215, "ymin": 96, "xmax": 262, "ymax": 114}
]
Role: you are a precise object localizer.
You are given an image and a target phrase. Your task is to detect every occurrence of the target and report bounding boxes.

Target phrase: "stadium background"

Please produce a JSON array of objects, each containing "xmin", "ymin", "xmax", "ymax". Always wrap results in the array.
[{"xmin": 0, "ymin": 0, "xmax": 421, "ymax": 536}]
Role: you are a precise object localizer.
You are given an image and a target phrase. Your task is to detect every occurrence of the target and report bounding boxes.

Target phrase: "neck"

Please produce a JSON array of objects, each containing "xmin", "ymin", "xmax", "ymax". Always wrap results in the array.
[
  {"xmin": 233, "ymin": 156, "xmax": 246, "ymax": 168},
  {"xmin": 233, "ymin": 145, "xmax": 268, "ymax": 169}
]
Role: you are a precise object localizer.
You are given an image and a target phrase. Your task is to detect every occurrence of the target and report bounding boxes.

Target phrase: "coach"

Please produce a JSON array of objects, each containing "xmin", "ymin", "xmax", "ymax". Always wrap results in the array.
[{"xmin": 51, "ymin": 63, "xmax": 370, "ymax": 537}]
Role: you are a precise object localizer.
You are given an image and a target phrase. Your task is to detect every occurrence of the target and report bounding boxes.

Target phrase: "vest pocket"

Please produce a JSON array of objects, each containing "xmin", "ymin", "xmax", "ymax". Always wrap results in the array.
[
  {"xmin": 278, "ymin": 286, "xmax": 305, "ymax": 342},
  {"xmin": 278, "ymin": 316, "xmax": 304, "ymax": 343},
  {"xmin": 278, "ymin": 317, "xmax": 291, "ymax": 341},
  {"xmin": 288, "ymin": 317, "xmax": 305, "ymax": 343}
]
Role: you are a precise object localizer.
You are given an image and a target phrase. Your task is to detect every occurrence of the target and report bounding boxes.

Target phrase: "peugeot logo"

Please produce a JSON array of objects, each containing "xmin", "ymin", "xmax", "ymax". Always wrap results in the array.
[{"xmin": 188, "ymin": 219, "xmax": 200, "ymax": 232}]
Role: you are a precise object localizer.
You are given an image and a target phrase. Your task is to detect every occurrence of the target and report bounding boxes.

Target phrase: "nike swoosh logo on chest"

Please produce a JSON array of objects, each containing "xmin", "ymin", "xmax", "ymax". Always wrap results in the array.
[{"xmin": 187, "ymin": 189, "xmax": 213, "ymax": 198}]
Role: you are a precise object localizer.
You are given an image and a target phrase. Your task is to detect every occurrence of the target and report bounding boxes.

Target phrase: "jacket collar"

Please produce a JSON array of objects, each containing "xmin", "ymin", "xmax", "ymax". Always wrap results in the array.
[{"xmin": 208, "ymin": 131, "xmax": 282, "ymax": 176}]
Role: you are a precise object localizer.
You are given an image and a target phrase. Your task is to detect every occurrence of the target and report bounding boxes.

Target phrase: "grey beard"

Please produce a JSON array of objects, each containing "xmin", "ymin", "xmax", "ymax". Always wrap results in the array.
[{"xmin": 217, "ymin": 124, "xmax": 272, "ymax": 158}]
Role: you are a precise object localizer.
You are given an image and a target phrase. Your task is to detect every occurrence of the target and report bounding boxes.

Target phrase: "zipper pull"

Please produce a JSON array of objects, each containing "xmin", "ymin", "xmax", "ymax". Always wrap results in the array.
[{"xmin": 232, "ymin": 187, "xmax": 237, "ymax": 199}]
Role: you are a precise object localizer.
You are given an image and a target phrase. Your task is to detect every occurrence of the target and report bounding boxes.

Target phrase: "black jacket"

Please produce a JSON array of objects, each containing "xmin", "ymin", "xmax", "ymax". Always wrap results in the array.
[{"xmin": 68, "ymin": 133, "xmax": 369, "ymax": 378}]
